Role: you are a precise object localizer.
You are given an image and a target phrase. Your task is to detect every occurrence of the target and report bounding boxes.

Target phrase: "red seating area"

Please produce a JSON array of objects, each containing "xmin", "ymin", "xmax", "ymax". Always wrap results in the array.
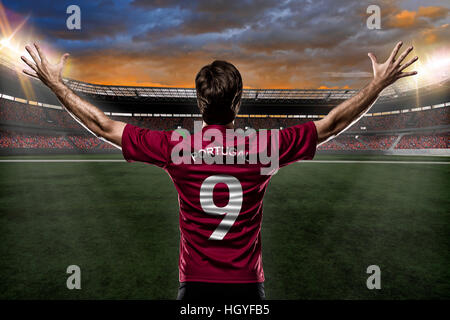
[
  {"xmin": 349, "ymin": 107, "xmax": 448, "ymax": 132},
  {"xmin": 46, "ymin": 108, "xmax": 80, "ymax": 129},
  {"xmin": 0, "ymin": 99, "xmax": 48, "ymax": 126},
  {"xmin": 0, "ymin": 98, "xmax": 80, "ymax": 129},
  {"xmin": 0, "ymin": 130, "xmax": 117, "ymax": 151},
  {"xmin": 334, "ymin": 136, "xmax": 367, "ymax": 150},
  {"xmin": 0, "ymin": 128, "xmax": 447, "ymax": 151},
  {"xmin": 98, "ymin": 142, "xmax": 117, "ymax": 150},
  {"xmin": 0, "ymin": 130, "xmax": 73, "ymax": 149},
  {"xmin": 317, "ymin": 139, "xmax": 345, "ymax": 150},
  {"xmin": 395, "ymin": 133, "xmax": 449, "ymax": 149},
  {"xmin": 318, "ymin": 135, "xmax": 399, "ymax": 150},
  {"xmin": 1, "ymin": 98, "xmax": 448, "ymax": 132},
  {"xmin": 67, "ymin": 135, "xmax": 103, "ymax": 150},
  {"xmin": 0, "ymin": 98, "xmax": 448, "ymax": 152},
  {"xmin": 359, "ymin": 135, "xmax": 398, "ymax": 150},
  {"xmin": 67, "ymin": 135, "xmax": 116, "ymax": 150}
]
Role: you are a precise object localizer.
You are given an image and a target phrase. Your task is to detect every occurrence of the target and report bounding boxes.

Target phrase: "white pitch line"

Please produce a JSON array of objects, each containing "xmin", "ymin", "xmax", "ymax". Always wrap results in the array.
[{"xmin": 0, "ymin": 159, "xmax": 448, "ymax": 164}]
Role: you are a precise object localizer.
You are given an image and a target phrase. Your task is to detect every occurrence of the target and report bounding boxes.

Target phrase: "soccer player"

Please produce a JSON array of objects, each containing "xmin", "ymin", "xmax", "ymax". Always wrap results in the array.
[{"xmin": 21, "ymin": 41, "xmax": 417, "ymax": 300}]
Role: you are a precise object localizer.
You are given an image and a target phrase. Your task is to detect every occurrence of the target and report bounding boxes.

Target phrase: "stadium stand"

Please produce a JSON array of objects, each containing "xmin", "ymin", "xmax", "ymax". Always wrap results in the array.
[
  {"xmin": 1, "ymin": 96, "xmax": 449, "ymax": 153},
  {"xmin": 347, "ymin": 107, "xmax": 449, "ymax": 132},
  {"xmin": 0, "ymin": 129, "xmax": 73, "ymax": 149},
  {"xmin": 0, "ymin": 128, "xmax": 116, "ymax": 151},
  {"xmin": 2, "ymin": 97, "xmax": 448, "ymax": 132},
  {"xmin": 66, "ymin": 135, "xmax": 115, "ymax": 150},
  {"xmin": 317, "ymin": 139, "xmax": 345, "ymax": 151},
  {"xmin": 395, "ymin": 133, "xmax": 449, "ymax": 149},
  {"xmin": 0, "ymin": 98, "xmax": 79, "ymax": 129},
  {"xmin": 358, "ymin": 135, "xmax": 398, "ymax": 150},
  {"xmin": 0, "ymin": 53, "xmax": 449, "ymax": 155}
]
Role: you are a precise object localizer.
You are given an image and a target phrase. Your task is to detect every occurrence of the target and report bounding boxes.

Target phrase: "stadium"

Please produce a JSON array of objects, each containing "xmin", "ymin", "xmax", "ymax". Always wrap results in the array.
[
  {"xmin": 1, "ymin": 57, "xmax": 449, "ymax": 156},
  {"xmin": 1, "ymin": 52, "xmax": 449, "ymax": 300}
]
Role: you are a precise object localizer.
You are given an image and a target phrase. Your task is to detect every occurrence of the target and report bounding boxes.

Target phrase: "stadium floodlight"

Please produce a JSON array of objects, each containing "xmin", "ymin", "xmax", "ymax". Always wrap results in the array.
[
  {"xmin": 0, "ymin": 37, "xmax": 10, "ymax": 46},
  {"xmin": 0, "ymin": 11, "xmax": 30, "ymax": 59},
  {"xmin": 383, "ymin": 48, "xmax": 450, "ymax": 97},
  {"xmin": 413, "ymin": 49, "xmax": 450, "ymax": 85},
  {"xmin": 1, "ymin": 37, "xmax": 16, "ymax": 52}
]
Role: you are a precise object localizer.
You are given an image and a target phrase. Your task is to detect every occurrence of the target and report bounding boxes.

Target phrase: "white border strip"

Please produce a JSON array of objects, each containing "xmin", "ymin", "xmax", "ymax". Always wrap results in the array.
[
  {"xmin": 0, "ymin": 159, "xmax": 448, "ymax": 164},
  {"xmin": 0, "ymin": 159, "xmax": 125, "ymax": 162},
  {"xmin": 302, "ymin": 160, "xmax": 450, "ymax": 164}
]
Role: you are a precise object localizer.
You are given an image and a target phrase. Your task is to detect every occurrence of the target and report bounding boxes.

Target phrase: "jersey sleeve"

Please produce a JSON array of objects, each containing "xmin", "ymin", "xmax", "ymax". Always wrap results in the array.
[
  {"xmin": 278, "ymin": 121, "xmax": 318, "ymax": 167},
  {"xmin": 121, "ymin": 123, "xmax": 170, "ymax": 168}
]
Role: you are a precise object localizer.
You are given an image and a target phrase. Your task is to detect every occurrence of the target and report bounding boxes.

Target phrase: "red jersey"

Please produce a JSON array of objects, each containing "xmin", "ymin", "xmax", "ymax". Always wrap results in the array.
[{"xmin": 121, "ymin": 121, "xmax": 317, "ymax": 283}]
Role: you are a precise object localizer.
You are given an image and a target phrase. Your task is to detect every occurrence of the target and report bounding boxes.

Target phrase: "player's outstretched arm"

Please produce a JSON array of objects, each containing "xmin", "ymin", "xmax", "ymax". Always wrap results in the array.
[
  {"xmin": 314, "ymin": 41, "xmax": 418, "ymax": 144},
  {"xmin": 21, "ymin": 43, "xmax": 126, "ymax": 147}
]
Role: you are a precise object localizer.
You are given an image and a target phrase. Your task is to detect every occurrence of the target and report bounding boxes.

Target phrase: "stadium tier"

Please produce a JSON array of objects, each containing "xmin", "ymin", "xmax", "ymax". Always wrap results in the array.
[
  {"xmin": 395, "ymin": 133, "xmax": 448, "ymax": 149},
  {"xmin": 0, "ymin": 129, "xmax": 74, "ymax": 150},
  {"xmin": 0, "ymin": 61, "xmax": 449, "ymax": 155},
  {"xmin": 1, "ymin": 96, "xmax": 448, "ymax": 154},
  {"xmin": 0, "ymin": 129, "xmax": 115, "ymax": 151}
]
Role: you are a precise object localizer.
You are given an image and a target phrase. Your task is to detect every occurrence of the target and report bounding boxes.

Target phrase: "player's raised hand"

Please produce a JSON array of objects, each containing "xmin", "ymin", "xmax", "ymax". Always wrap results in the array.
[
  {"xmin": 21, "ymin": 43, "xmax": 69, "ymax": 91},
  {"xmin": 368, "ymin": 41, "xmax": 418, "ymax": 88}
]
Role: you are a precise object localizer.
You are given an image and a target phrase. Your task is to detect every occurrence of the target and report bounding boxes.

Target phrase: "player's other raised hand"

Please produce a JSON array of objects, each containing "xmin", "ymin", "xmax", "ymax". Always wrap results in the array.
[
  {"xmin": 368, "ymin": 41, "xmax": 418, "ymax": 89},
  {"xmin": 21, "ymin": 43, "xmax": 70, "ymax": 91}
]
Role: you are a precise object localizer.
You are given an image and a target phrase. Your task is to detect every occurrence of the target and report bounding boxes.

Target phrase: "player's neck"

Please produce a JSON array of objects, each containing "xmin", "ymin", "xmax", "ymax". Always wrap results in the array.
[{"xmin": 202, "ymin": 121, "xmax": 234, "ymax": 129}]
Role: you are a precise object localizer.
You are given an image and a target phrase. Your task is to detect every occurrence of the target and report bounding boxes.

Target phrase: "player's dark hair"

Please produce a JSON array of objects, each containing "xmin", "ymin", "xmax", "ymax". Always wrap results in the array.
[{"xmin": 195, "ymin": 60, "xmax": 243, "ymax": 125}]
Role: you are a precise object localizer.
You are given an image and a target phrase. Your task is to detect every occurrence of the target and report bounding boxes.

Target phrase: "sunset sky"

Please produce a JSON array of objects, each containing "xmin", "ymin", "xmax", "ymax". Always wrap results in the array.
[{"xmin": 1, "ymin": 0, "xmax": 449, "ymax": 89}]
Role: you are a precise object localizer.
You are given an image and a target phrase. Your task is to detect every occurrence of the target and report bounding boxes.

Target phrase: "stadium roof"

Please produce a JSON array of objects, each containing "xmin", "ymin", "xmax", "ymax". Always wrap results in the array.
[
  {"xmin": 62, "ymin": 77, "xmax": 435, "ymax": 103},
  {"xmin": 64, "ymin": 79, "xmax": 359, "ymax": 101},
  {"xmin": 1, "ymin": 58, "xmax": 447, "ymax": 105}
]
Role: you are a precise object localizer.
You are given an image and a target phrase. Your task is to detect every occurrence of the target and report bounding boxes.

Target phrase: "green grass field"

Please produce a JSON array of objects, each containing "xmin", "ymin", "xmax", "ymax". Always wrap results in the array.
[{"xmin": 0, "ymin": 154, "xmax": 449, "ymax": 299}]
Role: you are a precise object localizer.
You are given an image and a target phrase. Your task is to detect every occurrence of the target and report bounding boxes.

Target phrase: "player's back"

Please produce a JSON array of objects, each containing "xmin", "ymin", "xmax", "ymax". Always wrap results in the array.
[
  {"xmin": 168, "ymin": 124, "xmax": 273, "ymax": 282},
  {"xmin": 121, "ymin": 121, "xmax": 317, "ymax": 283}
]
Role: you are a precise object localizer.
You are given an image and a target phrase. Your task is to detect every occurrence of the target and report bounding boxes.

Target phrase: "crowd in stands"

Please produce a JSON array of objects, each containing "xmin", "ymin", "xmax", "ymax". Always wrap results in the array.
[
  {"xmin": 1, "ymin": 97, "xmax": 448, "ymax": 152},
  {"xmin": 47, "ymin": 108, "xmax": 80, "ymax": 129},
  {"xmin": 1, "ymin": 99, "xmax": 48, "ymax": 127},
  {"xmin": 0, "ymin": 129, "xmax": 73, "ymax": 149},
  {"xmin": 318, "ymin": 136, "xmax": 367, "ymax": 150},
  {"xmin": 1, "ymin": 128, "xmax": 447, "ymax": 151},
  {"xmin": 317, "ymin": 133, "xmax": 448, "ymax": 150},
  {"xmin": 359, "ymin": 135, "xmax": 398, "ymax": 150},
  {"xmin": 317, "ymin": 139, "xmax": 345, "ymax": 151},
  {"xmin": 67, "ymin": 135, "xmax": 108, "ymax": 150},
  {"xmin": 347, "ymin": 107, "xmax": 448, "ymax": 132},
  {"xmin": 2, "ymin": 97, "xmax": 448, "ymax": 132},
  {"xmin": 0, "ymin": 129, "xmax": 117, "ymax": 151},
  {"xmin": 0, "ymin": 99, "xmax": 80, "ymax": 129},
  {"xmin": 97, "ymin": 141, "xmax": 117, "ymax": 150},
  {"xmin": 395, "ymin": 133, "xmax": 449, "ymax": 149}
]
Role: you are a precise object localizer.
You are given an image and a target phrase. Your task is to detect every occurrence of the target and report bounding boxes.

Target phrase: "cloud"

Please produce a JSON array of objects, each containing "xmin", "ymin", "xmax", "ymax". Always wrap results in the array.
[
  {"xmin": 132, "ymin": 0, "xmax": 279, "ymax": 41},
  {"xmin": 420, "ymin": 23, "xmax": 450, "ymax": 44},
  {"xmin": 386, "ymin": 5, "xmax": 449, "ymax": 29},
  {"xmin": 131, "ymin": 0, "xmax": 191, "ymax": 10},
  {"xmin": 323, "ymin": 72, "xmax": 372, "ymax": 78},
  {"xmin": 389, "ymin": 10, "xmax": 419, "ymax": 28},
  {"xmin": 417, "ymin": 6, "xmax": 449, "ymax": 19},
  {"xmin": 4, "ymin": 0, "xmax": 448, "ymax": 89},
  {"xmin": 62, "ymin": 0, "xmax": 449, "ymax": 89},
  {"xmin": 318, "ymin": 85, "xmax": 351, "ymax": 89},
  {"xmin": 4, "ymin": 0, "xmax": 144, "ymax": 41}
]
